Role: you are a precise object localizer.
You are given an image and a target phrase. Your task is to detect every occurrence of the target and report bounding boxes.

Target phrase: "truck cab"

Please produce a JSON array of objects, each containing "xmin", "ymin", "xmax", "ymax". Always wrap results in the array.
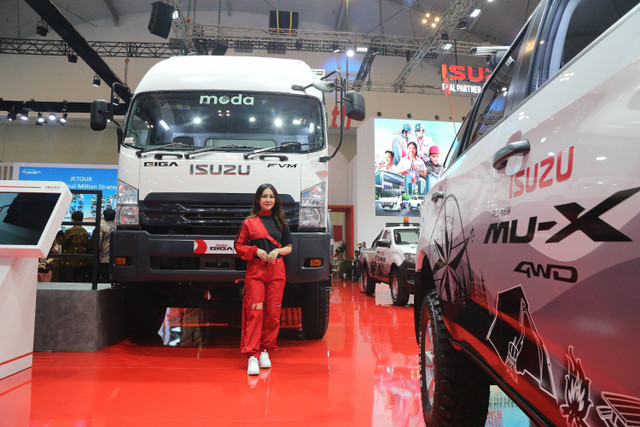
[{"xmin": 91, "ymin": 55, "xmax": 364, "ymax": 339}]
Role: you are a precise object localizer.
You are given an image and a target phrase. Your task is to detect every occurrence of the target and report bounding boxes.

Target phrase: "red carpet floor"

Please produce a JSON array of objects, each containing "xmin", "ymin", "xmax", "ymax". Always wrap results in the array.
[{"xmin": 0, "ymin": 280, "xmax": 527, "ymax": 426}]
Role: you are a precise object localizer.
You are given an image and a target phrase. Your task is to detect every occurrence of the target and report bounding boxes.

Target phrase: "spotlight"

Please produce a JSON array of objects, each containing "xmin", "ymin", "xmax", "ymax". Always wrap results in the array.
[
  {"xmin": 36, "ymin": 20, "xmax": 49, "ymax": 37},
  {"xmin": 93, "ymin": 74, "xmax": 101, "ymax": 87},
  {"xmin": 458, "ymin": 20, "xmax": 469, "ymax": 29},
  {"xmin": 7, "ymin": 111, "xmax": 17, "ymax": 122},
  {"xmin": 332, "ymin": 43, "xmax": 340, "ymax": 53},
  {"xmin": 442, "ymin": 42, "xmax": 453, "ymax": 51},
  {"xmin": 67, "ymin": 54, "xmax": 78, "ymax": 63},
  {"xmin": 48, "ymin": 113, "xmax": 57, "ymax": 121},
  {"xmin": 346, "ymin": 47, "xmax": 354, "ymax": 57},
  {"xmin": 356, "ymin": 46, "xmax": 368, "ymax": 53},
  {"xmin": 112, "ymin": 97, "xmax": 120, "ymax": 106},
  {"xmin": 20, "ymin": 111, "xmax": 29, "ymax": 120},
  {"xmin": 37, "ymin": 112, "xmax": 45, "ymax": 123},
  {"xmin": 59, "ymin": 113, "xmax": 68, "ymax": 125},
  {"xmin": 440, "ymin": 30, "xmax": 449, "ymax": 41}
]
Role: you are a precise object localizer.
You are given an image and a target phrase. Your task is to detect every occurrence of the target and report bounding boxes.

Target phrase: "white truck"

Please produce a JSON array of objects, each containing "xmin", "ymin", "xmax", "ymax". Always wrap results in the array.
[
  {"xmin": 90, "ymin": 55, "xmax": 364, "ymax": 338},
  {"xmin": 358, "ymin": 224, "xmax": 419, "ymax": 306}
]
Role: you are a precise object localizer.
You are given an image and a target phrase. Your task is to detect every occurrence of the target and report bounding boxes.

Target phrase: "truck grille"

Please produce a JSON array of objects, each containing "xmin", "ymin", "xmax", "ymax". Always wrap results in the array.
[{"xmin": 140, "ymin": 192, "xmax": 299, "ymax": 235}]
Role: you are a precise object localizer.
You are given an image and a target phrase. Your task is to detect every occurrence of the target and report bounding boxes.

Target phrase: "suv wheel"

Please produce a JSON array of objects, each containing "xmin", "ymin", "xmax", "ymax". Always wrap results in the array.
[
  {"xmin": 390, "ymin": 270, "xmax": 410, "ymax": 306},
  {"xmin": 301, "ymin": 283, "xmax": 330, "ymax": 339},
  {"xmin": 419, "ymin": 289, "xmax": 490, "ymax": 426},
  {"xmin": 360, "ymin": 266, "xmax": 376, "ymax": 296}
]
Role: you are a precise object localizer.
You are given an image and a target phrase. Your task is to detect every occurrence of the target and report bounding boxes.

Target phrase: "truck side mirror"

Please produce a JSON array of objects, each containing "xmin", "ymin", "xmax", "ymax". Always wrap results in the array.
[
  {"xmin": 90, "ymin": 99, "xmax": 110, "ymax": 131},
  {"xmin": 377, "ymin": 239, "xmax": 391, "ymax": 248},
  {"xmin": 344, "ymin": 91, "xmax": 365, "ymax": 121}
]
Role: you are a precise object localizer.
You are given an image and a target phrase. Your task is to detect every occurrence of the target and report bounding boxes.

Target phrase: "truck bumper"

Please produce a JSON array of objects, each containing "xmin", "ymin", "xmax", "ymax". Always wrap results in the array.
[
  {"xmin": 398, "ymin": 261, "xmax": 416, "ymax": 292},
  {"xmin": 109, "ymin": 230, "xmax": 331, "ymax": 284}
]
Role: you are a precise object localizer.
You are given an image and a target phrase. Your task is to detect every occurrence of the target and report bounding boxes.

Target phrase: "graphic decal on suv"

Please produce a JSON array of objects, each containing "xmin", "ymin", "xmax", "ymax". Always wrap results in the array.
[
  {"xmin": 596, "ymin": 392, "xmax": 640, "ymax": 426},
  {"xmin": 485, "ymin": 187, "xmax": 640, "ymax": 244},
  {"xmin": 560, "ymin": 346, "xmax": 593, "ymax": 427},
  {"xmin": 514, "ymin": 261, "xmax": 578, "ymax": 283},
  {"xmin": 487, "ymin": 286, "xmax": 556, "ymax": 398}
]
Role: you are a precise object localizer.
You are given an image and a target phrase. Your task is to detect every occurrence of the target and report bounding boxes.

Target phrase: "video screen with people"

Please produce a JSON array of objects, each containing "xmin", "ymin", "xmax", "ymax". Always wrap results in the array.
[
  {"xmin": 373, "ymin": 118, "xmax": 459, "ymax": 217},
  {"xmin": 0, "ymin": 192, "xmax": 61, "ymax": 245}
]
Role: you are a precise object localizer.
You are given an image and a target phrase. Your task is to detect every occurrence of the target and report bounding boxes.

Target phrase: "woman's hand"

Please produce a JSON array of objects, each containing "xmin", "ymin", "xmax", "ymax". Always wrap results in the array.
[
  {"xmin": 256, "ymin": 248, "xmax": 269, "ymax": 262},
  {"xmin": 267, "ymin": 249, "xmax": 280, "ymax": 263}
]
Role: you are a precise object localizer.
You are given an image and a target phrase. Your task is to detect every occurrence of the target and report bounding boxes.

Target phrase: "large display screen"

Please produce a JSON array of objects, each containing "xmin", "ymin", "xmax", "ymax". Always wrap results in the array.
[
  {"xmin": 373, "ymin": 118, "xmax": 459, "ymax": 217},
  {"xmin": 0, "ymin": 192, "xmax": 61, "ymax": 245}
]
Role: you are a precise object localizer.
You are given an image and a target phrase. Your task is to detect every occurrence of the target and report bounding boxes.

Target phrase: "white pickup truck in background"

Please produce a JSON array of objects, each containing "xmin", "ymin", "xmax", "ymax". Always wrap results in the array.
[{"xmin": 358, "ymin": 224, "xmax": 420, "ymax": 306}]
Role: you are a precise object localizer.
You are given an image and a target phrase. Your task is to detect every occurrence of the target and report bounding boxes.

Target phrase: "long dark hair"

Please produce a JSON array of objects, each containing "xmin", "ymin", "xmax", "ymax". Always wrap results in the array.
[{"xmin": 248, "ymin": 183, "xmax": 287, "ymax": 231}]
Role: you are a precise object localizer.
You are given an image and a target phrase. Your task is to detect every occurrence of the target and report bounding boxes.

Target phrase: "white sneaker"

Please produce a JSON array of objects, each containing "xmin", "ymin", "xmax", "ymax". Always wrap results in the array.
[
  {"xmin": 258, "ymin": 350, "xmax": 271, "ymax": 369},
  {"xmin": 247, "ymin": 356, "xmax": 259, "ymax": 376}
]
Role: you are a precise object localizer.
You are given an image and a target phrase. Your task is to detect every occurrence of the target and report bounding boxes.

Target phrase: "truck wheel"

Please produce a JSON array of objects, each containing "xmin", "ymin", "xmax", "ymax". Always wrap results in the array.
[
  {"xmin": 390, "ymin": 270, "xmax": 410, "ymax": 306},
  {"xmin": 360, "ymin": 266, "xmax": 376, "ymax": 296},
  {"xmin": 419, "ymin": 289, "xmax": 490, "ymax": 426},
  {"xmin": 125, "ymin": 284, "xmax": 167, "ymax": 340},
  {"xmin": 301, "ymin": 283, "xmax": 330, "ymax": 339}
]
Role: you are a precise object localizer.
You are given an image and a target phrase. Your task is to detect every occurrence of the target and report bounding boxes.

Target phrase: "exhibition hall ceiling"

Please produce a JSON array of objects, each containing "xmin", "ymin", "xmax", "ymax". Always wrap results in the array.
[{"xmin": 2, "ymin": 0, "xmax": 540, "ymax": 47}]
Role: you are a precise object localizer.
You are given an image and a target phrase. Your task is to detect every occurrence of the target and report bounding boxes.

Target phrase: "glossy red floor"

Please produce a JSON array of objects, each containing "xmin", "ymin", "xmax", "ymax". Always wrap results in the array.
[{"xmin": 0, "ymin": 280, "xmax": 528, "ymax": 426}]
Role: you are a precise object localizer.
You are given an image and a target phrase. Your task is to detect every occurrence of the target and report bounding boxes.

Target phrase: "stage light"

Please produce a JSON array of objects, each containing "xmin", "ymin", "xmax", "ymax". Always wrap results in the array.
[
  {"xmin": 469, "ymin": 8, "xmax": 482, "ymax": 18},
  {"xmin": 441, "ymin": 30, "xmax": 449, "ymax": 40},
  {"xmin": 442, "ymin": 42, "xmax": 453, "ymax": 50},
  {"xmin": 346, "ymin": 47, "xmax": 354, "ymax": 57},
  {"xmin": 37, "ymin": 112, "xmax": 45, "ymax": 123},
  {"xmin": 93, "ymin": 75, "xmax": 101, "ymax": 87},
  {"xmin": 332, "ymin": 43, "xmax": 340, "ymax": 53},
  {"xmin": 458, "ymin": 20, "xmax": 469, "ymax": 29},
  {"xmin": 7, "ymin": 111, "xmax": 17, "ymax": 121},
  {"xmin": 356, "ymin": 46, "xmax": 368, "ymax": 53},
  {"xmin": 49, "ymin": 113, "xmax": 57, "ymax": 121},
  {"xmin": 20, "ymin": 111, "xmax": 28, "ymax": 120},
  {"xmin": 67, "ymin": 54, "xmax": 78, "ymax": 63},
  {"xmin": 36, "ymin": 20, "xmax": 48, "ymax": 37},
  {"xmin": 59, "ymin": 113, "xmax": 68, "ymax": 125}
]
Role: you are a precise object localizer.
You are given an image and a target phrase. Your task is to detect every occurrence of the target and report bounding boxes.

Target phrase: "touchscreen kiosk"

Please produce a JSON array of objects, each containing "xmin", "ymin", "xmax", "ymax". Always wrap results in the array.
[{"xmin": 0, "ymin": 181, "xmax": 71, "ymax": 380}]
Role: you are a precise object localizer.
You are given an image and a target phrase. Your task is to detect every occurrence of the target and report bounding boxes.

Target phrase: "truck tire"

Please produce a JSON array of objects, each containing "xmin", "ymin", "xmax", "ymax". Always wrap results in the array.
[
  {"xmin": 360, "ymin": 266, "xmax": 376, "ymax": 296},
  {"xmin": 390, "ymin": 270, "xmax": 410, "ymax": 306},
  {"xmin": 419, "ymin": 289, "xmax": 490, "ymax": 426},
  {"xmin": 125, "ymin": 284, "xmax": 167, "ymax": 340},
  {"xmin": 301, "ymin": 283, "xmax": 330, "ymax": 339}
]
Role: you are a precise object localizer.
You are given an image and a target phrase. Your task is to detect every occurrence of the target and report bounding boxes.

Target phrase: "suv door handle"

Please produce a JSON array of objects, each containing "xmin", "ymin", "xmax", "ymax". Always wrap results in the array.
[
  {"xmin": 493, "ymin": 139, "xmax": 530, "ymax": 170},
  {"xmin": 431, "ymin": 191, "xmax": 444, "ymax": 202}
]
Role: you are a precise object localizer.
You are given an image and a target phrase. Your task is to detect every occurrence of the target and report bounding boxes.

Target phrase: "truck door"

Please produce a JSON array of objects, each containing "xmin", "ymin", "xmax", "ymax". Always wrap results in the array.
[{"xmin": 487, "ymin": 0, "xmax": 640, "ymax": 416}]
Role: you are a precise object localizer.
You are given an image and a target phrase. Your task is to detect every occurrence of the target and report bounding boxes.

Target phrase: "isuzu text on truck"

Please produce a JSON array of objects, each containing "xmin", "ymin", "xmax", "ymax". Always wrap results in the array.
[{"xmin": 91, "ymin": 56, "xmax": 364, "ymax": 338}]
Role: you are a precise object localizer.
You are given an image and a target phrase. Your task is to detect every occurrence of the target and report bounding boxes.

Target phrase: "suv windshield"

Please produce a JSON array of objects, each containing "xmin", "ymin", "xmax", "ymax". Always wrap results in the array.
[{"xmin": 123, "ymin": 91, "xmax": 325, "ymax": 153}]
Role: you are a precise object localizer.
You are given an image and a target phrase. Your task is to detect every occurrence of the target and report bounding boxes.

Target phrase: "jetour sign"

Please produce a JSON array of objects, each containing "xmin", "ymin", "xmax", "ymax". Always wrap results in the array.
[{"xmin": 441, "ymin": 64, "xmax": 492, "ymax": 95}]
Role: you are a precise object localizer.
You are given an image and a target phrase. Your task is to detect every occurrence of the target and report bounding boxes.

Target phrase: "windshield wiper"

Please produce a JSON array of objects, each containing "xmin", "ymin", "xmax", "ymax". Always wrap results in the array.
[
  {"xmin": 243, "ymin": 142, "xmax": 321, "ymax": 160},
  {"xmin": 184, "ymin": 144, "xmax": 256, "ymax": 159},
  {"xmin": 135, "ymin": 142, "xmax": 196, "ymax": 158}
]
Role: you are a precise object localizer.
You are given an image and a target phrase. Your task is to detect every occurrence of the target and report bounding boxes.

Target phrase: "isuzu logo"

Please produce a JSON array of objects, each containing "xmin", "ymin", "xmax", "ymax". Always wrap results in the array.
[
  {"xmin": 190, "ymin": 164, "xmax": 251, "ymax": 175},
  {"xmin": 199, "ymin": 94, "xmax": 255, "ymax": 105}
]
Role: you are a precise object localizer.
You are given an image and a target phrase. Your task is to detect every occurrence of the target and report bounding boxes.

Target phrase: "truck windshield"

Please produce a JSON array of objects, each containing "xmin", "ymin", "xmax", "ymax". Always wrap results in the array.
[
  {"xmin": 123, "ymin": 91, "xmax": 325, "ymax": 153},
  {"xmin": 394, "ymin": 229, "xmax": 419, "ymax": 245},
  {"xmin": 380, "ymin": 190, "xmax": 401, "ymax": 198}
]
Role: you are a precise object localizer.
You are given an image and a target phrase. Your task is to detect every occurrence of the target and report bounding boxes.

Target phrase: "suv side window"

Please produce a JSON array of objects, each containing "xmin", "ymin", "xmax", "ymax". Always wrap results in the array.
[
  {"xmin": 463, "ymin": 34, "xmax": 527, "ymax": 151},
  {"xmin": 530, "ymin": 0, "xmax": 638, "ymax": 92}
]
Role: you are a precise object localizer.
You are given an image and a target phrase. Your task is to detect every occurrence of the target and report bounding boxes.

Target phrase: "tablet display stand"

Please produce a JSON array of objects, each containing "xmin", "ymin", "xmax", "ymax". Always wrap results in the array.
[{"xmin": 0, "ymin": 180, "xmax": 71, "ymax": 380}]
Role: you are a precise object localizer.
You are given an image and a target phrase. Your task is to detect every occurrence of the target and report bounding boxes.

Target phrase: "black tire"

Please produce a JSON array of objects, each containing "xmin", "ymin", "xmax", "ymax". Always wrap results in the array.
[
  {"xmin": 390, "ymin": 269, "xmax": 410, "ymax": 306},
  {"xmin": 301, "ymin": 283, "xmax": 330, "ymax": 339},
  {"xmin": 360, "ymin": 265, "xmax": 376, "ymax": 296},
  {"xmin": 125, "ymin": 284, "xmax": 167, "ymax": 340},
  {"xmin": 419, "ymin": 289, "xmax": 490, "ymax": 426}
]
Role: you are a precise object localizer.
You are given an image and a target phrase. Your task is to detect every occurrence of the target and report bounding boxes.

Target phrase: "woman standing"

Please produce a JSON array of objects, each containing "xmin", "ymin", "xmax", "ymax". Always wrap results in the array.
[{"xmin": 235, "ymin": 184, "xmax": 293, "ymax": 375}]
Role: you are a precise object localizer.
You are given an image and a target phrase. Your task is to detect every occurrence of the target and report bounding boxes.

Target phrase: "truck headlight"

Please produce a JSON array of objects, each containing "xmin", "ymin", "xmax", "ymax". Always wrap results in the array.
[
  {"xmin": 299, "ymin": 182, "xmax": 326, "ymax": 229},
  {"xmin": 404, "ymin": 253, "xmax": 416, "ymax": 263},
  {"xmin": 116, "ymin": 179, "xmax": 139, "ymax": 225}
]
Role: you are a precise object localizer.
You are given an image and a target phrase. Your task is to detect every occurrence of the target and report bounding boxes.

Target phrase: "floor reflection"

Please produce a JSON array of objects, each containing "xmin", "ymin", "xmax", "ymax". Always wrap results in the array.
[{"xmin": 0, "ymin": 279, "xmax": 531, "ymax": 425}]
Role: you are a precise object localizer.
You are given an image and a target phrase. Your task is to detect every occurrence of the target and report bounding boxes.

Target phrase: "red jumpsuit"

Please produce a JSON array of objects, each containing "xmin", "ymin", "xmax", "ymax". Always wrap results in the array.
[{"xmin": 234, "ymin": 211, "xmax": 291, "ymax": 358}]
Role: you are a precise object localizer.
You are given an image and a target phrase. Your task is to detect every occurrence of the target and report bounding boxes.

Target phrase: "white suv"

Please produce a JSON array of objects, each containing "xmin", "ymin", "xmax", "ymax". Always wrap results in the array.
[
  {"xmin": 408, "ymin": 195, "xmax": 423, "ymax": 211},
  {"xmin": 415, "ymin": 1, "xmax": 640, "ymax": 426}
]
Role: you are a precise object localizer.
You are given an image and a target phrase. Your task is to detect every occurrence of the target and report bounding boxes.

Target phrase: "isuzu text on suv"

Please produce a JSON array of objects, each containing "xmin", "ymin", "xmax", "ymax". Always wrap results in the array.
[{"xmin": 414, "ymin": 1, "xmax": 640, "ymax": 426}]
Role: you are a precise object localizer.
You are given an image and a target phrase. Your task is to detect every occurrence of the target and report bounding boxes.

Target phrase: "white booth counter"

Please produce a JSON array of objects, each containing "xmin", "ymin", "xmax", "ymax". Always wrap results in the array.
[{"xmin": 0, "ymin": 181, "xmax": 71, "ymax": 380}]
